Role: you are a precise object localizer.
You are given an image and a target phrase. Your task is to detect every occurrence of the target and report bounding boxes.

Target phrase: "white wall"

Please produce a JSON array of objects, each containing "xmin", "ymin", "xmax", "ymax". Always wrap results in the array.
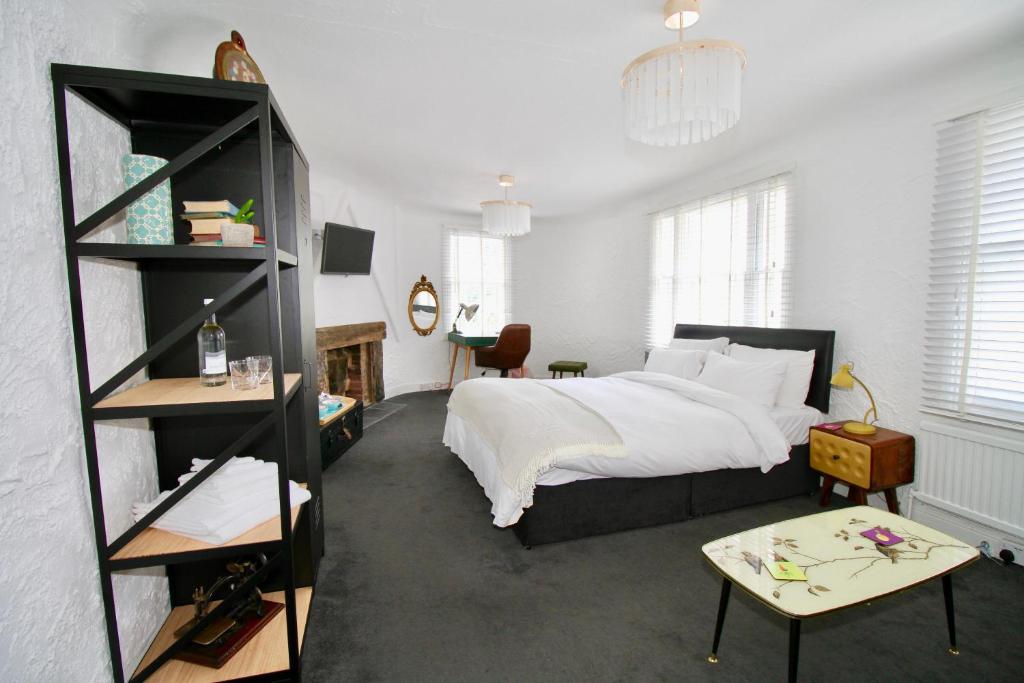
[
  {"xmin": 516, "ymin": 41, "xmax": 1024, "ymax": 440},
  {"xmin": 310, "ymin": 175, "xmax": 461, "ymax": 396},
  {"xmin": 0, "ymin": 0, "xmax": 166, "ymax": 679}
]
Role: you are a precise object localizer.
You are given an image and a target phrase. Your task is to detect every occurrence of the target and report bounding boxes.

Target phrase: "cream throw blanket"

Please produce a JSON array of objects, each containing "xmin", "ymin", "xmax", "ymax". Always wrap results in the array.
[{"xmin": 447, "ymin": 378, "xmax": 626, "ymax": 495}]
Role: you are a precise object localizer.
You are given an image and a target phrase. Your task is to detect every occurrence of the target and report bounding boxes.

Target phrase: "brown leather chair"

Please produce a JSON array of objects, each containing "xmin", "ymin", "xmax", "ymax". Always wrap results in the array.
[{"xmin": 475, "ymin": 324, "xmax": 531, "ymax": 377}]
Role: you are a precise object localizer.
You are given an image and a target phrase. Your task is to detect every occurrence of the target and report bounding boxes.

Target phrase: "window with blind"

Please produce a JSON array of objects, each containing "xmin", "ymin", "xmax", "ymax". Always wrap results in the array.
[
  {"xmin": 923, "ymin": 99, "xmax": 1024, "ymax": 426},
  {"xmin": 647, "ymin": 173, "xmax": 793, "ymax": 348},
  {"xmin": 442, "ymin": 228, "xmax": 511, "ymax": 336}
]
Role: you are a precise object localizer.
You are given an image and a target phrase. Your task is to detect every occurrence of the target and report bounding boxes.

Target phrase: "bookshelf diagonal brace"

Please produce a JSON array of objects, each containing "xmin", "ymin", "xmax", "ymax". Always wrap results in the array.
[
  {"xmin": 106, "ymin": 412, "xmax": 276, "ymax": 559},
  {"xmin": 89, "ymin": 262, "xmax": 268, "ymax": 407},
  {"xmin": 71, "ymin": 103, "xmax": 260, "ymax": 242}
]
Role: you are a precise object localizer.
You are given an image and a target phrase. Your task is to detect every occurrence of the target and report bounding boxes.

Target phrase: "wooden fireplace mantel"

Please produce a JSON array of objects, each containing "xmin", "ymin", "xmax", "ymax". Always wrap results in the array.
[{"xmin": 316, "ymin": 321, "xmax": 386, "ymax": 350}]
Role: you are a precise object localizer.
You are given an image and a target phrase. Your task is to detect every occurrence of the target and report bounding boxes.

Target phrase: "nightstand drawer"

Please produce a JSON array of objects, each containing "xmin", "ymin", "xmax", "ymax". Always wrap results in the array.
[{"xmin": 810, "ymin": 430, "xmax": 871, "ymax": 489}]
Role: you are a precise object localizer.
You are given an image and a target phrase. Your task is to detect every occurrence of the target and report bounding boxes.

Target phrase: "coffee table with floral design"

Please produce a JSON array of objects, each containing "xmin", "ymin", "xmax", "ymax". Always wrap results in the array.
[{"xmin": 701, "ymin": 506, "xmax": 979, "ymax": 682}]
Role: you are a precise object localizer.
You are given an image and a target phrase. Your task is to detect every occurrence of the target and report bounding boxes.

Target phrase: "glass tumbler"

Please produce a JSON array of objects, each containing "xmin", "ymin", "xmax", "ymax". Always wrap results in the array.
[
  {"xmin": 247, "ymin": 354, "xmax": 273, "ymax": 384},
  {"xmin": 229, "ymin": 359, "xmax": 258, "ymax": 390}
]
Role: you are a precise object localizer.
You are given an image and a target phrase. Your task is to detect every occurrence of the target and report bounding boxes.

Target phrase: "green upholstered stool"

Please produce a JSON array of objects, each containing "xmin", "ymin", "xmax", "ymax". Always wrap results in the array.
[{"xmin": 548, "ymin": 360, "xmax": 587, "ymax": 378}]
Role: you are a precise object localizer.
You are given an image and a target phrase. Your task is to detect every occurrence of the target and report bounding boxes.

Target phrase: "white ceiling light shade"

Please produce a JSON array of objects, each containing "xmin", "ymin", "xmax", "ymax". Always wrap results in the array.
[
  {"xmin": 622, "ymin": 2, "xmax": 746, "ymax": 146},
  {"xmin": 481, "ymin": 175, "xmax": 531, "ymax": 236},
  {"xmin": 663, "ymin": 0, "xmax": 701, "ymax": 30}
]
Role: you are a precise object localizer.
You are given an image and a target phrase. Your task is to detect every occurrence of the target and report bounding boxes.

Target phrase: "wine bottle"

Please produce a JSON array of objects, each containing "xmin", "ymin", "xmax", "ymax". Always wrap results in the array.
[{"xmin": 197, "ymin": 298, "xmax": 227, "ymax": 386}]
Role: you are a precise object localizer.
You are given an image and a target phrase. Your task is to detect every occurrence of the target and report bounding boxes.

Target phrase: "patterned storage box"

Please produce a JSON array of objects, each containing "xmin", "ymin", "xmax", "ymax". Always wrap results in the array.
[{"xmin": 121, "ymin": 154, "xmax": 173, "ymax": 245}]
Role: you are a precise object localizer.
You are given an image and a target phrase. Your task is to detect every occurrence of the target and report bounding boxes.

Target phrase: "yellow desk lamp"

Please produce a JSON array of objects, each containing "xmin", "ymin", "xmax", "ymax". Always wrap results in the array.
[{"xmin": 830, "ymin": 362, "xmax": 878, "ymax": 435}]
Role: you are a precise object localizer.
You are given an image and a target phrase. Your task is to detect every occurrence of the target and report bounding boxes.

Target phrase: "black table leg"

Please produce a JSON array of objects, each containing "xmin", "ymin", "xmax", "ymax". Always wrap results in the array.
[
  {"xmin": 708, "ymin": 577, "xmax": 732, "ymax": 664},
  {"xmin": 788, "ymin": 618, "xmax": 801, "ymax": 683},
  {"xmin": 942, "ymin": 574, "xmax": 959, "ymax": 655}
]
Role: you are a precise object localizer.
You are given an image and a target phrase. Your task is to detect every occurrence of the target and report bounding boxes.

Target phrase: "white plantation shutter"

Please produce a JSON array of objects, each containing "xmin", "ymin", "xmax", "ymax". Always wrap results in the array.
[
  {"xmin": 647, "ymin": 173, "xmax": 793, "ymax": 348},
  {"xmin": 923, "ymin": 100, "xmax": 1024, "ymax": 425},
  {"xmin": 442, "ymin": 228, "xmax": 512, "ymax": 336}
]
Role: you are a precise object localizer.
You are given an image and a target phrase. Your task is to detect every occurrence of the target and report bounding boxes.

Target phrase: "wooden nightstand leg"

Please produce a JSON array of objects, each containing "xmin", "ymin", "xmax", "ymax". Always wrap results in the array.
[
  {"xmin": 819, "ymin": 475, "xmax": 836, "ymax": 507},
  {"xmin": 847, "ymin": 486, "xmax": 866, "ymax": 505},
  {"xmin": 884, "ymin": 488, "xmax": 901, "ymax": 515}
]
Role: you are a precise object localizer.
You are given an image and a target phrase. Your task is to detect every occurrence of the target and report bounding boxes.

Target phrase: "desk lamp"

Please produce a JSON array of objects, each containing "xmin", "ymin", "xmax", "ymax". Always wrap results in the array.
[
  {"xmin": 451, "ymin": 303, "xmax": 479, "ymax": 334},
  {"xmin": 830, "ymin": 362, "xmax": 878, "ymax": 435}
]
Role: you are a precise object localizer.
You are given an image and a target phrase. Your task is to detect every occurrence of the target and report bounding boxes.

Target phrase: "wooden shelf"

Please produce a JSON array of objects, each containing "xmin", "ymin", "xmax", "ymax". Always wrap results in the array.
[
  {"xmin": 93, "ymin": 374, "xmax": 302, "ymax": 419},
  {"xmin": 110, "ymin": 501, "xmax": 305, "ymax": 569},
  {"xmin": 133, "ymin": 587, "xmax": 312, "ymax": 683},
  {"xmin": 75, "ymin": 243, "xmax": 298, "ymax": 267}
]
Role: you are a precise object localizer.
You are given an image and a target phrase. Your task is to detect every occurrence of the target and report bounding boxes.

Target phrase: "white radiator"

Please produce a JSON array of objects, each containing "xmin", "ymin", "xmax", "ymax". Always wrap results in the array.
[{"xmin": 912, "ymin": 421, "xmax": 1024, "ymax": 546}]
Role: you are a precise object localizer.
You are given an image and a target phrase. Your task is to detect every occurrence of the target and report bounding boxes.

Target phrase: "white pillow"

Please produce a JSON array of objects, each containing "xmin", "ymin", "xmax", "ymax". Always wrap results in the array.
[
  {"xmin": 696, "ymin": 352, "xmax": 788, "ymax": 408},
  {"xmin": 644, "ymin": 348, "xmax": 705, "ymax": 380},
  {"xmin": 728, "ymin": 343, "xmax": 816, "ymax": 408},
  {"xmin": 669, "ymin": 336, "xmax": 729, "ymax": 355}
]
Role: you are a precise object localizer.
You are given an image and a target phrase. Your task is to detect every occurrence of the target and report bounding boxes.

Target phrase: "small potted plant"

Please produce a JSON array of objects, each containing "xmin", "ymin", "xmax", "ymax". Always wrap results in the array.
[{"xmin": 220, "ymin": 198, "xmax": 256, "ymax": 247}]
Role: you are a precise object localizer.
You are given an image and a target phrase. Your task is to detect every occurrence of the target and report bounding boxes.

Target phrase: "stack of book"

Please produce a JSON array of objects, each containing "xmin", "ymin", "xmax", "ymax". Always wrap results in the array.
[{"xmin": 182, "ymin": 200, "xmax": 265, "ymax": 246}]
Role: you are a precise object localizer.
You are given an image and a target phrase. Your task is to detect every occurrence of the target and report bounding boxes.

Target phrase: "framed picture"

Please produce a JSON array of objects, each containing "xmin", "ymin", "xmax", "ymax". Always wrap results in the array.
[{"xmin": 214, "ymin": 31, "xmax": 266, "ymax": 84}]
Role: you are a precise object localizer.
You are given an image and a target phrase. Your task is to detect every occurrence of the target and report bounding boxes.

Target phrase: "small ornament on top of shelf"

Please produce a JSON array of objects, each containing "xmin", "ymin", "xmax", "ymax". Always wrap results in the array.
[
  {"xmin": 122, "ymin": 154, "xmax": 174, "ymax": 244},
  {"xmin": 214, "ymin": 31, "xmax": 266, "ymax": 84}
]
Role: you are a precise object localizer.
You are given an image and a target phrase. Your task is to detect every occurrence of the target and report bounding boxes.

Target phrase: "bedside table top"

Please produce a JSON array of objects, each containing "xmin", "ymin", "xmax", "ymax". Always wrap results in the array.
[
  {"xmin": 702, "ymin": 506, "xmax": 978, "ymax": 618},
  {"xmin": 811, "ymin": 421, "xmax": 913, "ymax": 447}
]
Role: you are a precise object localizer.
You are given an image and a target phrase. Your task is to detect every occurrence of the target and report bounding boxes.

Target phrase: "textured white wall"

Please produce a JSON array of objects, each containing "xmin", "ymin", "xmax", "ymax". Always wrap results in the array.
[
  {"xmin": 511, "ymin": 208, "xmax": 648, "ymax": 378},
  {"xmin": 310, "ymin": 174, "xmax": 461, "ymax": 396},
  {"xmin": 0, "ymin": 0, "xmax": 166, "ymax": 679},
  {"xmin": 515, "ymin": 41, "xmax": 1024, "ymax": 438}
]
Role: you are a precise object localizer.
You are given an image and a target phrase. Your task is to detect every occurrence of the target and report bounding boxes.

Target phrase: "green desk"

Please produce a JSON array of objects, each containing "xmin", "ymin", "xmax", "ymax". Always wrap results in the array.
[{"xmin": 448, "ymin": 332, "xmax": 498, "ymax": 389}]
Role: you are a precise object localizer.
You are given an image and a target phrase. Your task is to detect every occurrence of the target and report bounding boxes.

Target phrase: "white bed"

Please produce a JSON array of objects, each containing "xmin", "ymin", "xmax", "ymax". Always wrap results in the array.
[{"xmin": 444, "ymin": 371, "xmax": 821, "ymax": 527}]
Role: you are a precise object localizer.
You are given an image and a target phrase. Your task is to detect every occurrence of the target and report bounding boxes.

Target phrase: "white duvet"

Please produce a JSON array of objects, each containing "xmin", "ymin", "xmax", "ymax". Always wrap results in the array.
[{"xmin": 445, "ymin": 371, "xmax": 794, "ymax": 526}]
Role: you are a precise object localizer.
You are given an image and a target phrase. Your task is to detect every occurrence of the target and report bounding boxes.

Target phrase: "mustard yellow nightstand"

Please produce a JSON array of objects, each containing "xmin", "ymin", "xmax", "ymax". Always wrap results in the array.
[{"xmin": 809, "ymin": 422, "xmax": 915, "ymax": 514}]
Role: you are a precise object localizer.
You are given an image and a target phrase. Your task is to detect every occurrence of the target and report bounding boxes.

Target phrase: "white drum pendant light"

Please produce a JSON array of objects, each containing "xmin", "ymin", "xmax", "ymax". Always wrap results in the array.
[
  {"xmin": 622, "ymin": 0, "xmax": 747, "ymax": 146},
  {"xmin": 481, "ymin": 175, "xmax": 531, "ymax": 237}
]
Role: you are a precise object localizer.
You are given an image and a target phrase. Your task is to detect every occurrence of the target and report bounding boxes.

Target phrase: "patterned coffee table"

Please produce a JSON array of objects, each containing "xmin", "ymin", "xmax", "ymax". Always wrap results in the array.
[{"xmin": 701, "ymin": 506, "xmax": 979, "ymax": 682}]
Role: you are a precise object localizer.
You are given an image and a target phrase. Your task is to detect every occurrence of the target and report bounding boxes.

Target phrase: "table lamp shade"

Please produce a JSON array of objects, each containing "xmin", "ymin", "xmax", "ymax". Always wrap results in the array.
[{"xmin": 830, "ymin": 362, "xmax": 878, "ymax": 435}]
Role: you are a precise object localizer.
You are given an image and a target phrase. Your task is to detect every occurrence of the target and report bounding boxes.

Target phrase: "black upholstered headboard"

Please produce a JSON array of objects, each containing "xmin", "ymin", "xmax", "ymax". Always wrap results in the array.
[{"xmin": 672, "ymin": 324, "xmax": 836, "ymax": 413}]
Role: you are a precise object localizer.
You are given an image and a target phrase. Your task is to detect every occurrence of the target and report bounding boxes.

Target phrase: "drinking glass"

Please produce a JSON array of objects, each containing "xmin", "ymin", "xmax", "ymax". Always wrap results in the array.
[
  {"xmin": 247, "ymin": 354, "xmax": 273, "ymax": 384},
  {"xmin": 229, "ymin": 359, "xmax": 258, "ymax": 390}
]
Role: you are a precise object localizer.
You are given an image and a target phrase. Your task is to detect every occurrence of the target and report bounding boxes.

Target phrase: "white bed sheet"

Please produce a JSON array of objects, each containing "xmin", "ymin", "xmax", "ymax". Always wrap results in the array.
[{"xmin": 769, "ymin": 404, "xmax": 823, "ymax": 446}]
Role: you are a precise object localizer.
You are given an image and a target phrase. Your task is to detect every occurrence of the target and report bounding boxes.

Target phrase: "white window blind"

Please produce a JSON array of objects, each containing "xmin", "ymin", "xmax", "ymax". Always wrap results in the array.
[
  {"xmin": 442, "ymin": 228, "xmax": 511, "ymax": 336},
  {"xmin": 647, "ymin": 173, "xmax": 793, "ymax": 348},
  {"xmin": 923, "ymin": 99, "xmax": 1024, "ymax": 426}
]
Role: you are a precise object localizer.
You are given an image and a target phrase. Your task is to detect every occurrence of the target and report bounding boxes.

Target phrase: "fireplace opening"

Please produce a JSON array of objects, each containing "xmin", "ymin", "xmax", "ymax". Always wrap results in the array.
[{"xmin": 316, "ymin": 322, "xmax": 386, "ymax": 405}]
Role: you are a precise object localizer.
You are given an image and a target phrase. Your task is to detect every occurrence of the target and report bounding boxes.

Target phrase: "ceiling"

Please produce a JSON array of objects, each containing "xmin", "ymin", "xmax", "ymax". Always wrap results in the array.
[{"xmin": 128, "ymin": 0, "xmax": 1024, "ymax": 218}]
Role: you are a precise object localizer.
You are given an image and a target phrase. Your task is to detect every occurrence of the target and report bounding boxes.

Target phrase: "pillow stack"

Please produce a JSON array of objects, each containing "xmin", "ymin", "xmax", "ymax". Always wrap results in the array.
[
  {"xmin": 695, "ymin": 352, "xmax": 788, "ymax": 408},
  {"xmin": 644, "ymin": 336, "xmax": 816, "ymax": 409},
  {"xmin": 132, "ymin": 456, "xmax": 311, "ymax": 545}
]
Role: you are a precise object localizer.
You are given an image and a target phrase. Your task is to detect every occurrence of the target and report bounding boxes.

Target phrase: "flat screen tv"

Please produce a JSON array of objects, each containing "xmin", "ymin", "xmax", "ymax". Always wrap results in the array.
[{"xmin": 320, "ymin": 223, "xmax": 374, "ymax": 275}]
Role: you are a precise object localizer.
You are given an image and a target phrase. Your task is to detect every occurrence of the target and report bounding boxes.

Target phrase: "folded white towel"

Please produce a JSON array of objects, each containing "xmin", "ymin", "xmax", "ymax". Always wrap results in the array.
[
  {"xmin": 137, "ymin": 482, "xmax": 310, "ymax": 542},
  {"xmin": 161, "ymin": 486, "xmax": 312, "ymax": 545},
  {"xmin": 131, "ymin": 456, "xmax": 312, "ymax": 545}
]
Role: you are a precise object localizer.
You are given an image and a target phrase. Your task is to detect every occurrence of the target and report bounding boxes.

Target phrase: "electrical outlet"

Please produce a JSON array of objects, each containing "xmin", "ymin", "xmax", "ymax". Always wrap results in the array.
[{"xmin": 997, "ymin": 540, "xmax": 1024, "ymax": 566}]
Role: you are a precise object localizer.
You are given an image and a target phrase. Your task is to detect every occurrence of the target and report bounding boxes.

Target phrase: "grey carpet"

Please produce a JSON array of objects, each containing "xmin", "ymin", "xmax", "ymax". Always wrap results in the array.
[
  {"xmin": 362, "ymin": 401, "xmax": 406, "ymax": 430},
  {"xmin": 303, "ymin": 390, "xmax": 1024, "ymax": 682}
]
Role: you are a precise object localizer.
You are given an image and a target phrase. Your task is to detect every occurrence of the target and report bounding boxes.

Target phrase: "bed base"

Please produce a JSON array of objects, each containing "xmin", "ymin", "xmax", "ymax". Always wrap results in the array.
[{"xmin": 511, "ymin": 444, "xmax": 817, "ymax": 547}]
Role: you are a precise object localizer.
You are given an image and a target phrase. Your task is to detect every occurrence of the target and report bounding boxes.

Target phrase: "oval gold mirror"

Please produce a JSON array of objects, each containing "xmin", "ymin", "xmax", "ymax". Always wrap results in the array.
[{"xmin": 408, "ymin": 275, "xmax": 439, "ymax": 336}]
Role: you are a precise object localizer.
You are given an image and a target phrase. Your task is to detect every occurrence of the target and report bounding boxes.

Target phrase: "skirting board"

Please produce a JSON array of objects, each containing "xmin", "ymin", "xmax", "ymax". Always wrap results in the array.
[{"xmin": 909, "ymin": 491, "xmax": 1024, "ymax": 567}]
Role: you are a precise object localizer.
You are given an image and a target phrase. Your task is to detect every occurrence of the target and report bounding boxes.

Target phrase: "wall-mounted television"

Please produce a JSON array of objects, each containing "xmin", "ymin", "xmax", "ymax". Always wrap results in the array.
[{"xmin": 320, "ymin": 223, "xmax": 375, "ymax": 275}]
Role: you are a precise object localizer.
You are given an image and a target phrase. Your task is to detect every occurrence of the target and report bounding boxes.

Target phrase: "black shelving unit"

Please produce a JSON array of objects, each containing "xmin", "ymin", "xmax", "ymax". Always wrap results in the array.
[{"xmin": 52, "ymin": 64, "xmax": 322, "ymax": 682}]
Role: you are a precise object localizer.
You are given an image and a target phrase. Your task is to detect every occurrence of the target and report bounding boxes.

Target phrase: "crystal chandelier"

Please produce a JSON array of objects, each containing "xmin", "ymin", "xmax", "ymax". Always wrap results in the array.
[
  {"xmin": 622, "ymin": 0, "xmax": 746, "ymax": 146},
  {"xmin": 481, "ymin": 175, "xmax": 531, "ymax": 237}
]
